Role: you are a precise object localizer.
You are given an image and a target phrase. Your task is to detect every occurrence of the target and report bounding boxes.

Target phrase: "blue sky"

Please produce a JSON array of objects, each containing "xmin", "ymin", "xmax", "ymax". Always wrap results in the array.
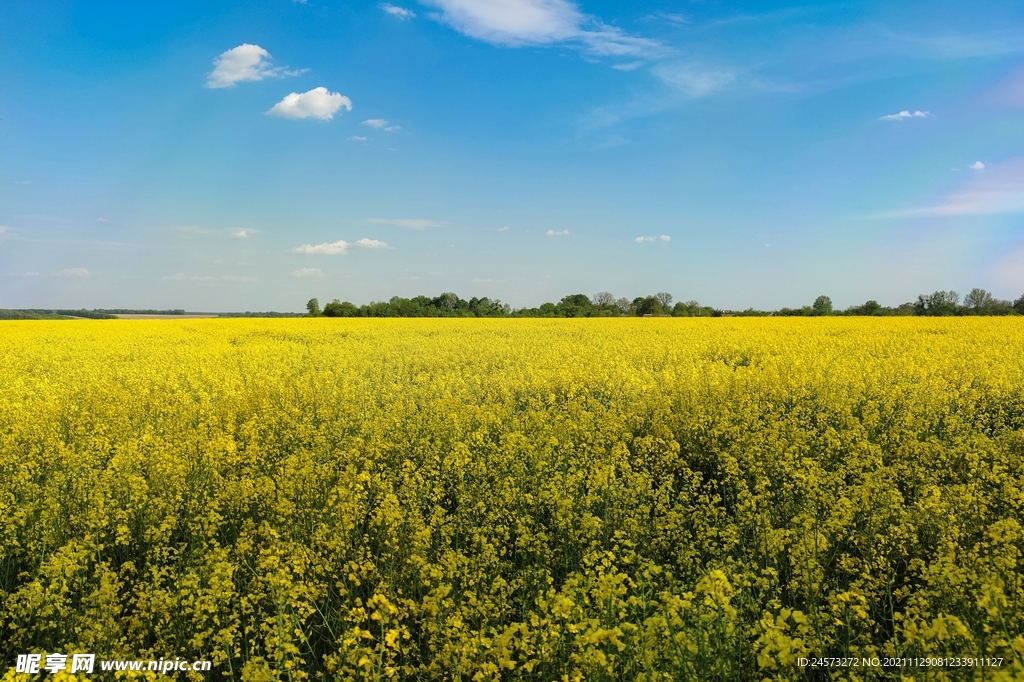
[{"xmin": 2, "ymin": 0, "xmax": 1023, "ymax": 311}]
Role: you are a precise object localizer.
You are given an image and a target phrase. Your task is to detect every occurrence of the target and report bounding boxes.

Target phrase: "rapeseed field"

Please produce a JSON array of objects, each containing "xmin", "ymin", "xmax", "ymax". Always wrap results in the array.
[{"xmin": 1, "ymin": 318, "xmax": 1022, "ymax": 681}]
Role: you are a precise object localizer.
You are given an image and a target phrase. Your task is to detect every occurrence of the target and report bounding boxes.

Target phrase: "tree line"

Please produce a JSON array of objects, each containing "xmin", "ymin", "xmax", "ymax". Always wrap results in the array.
[{"xmin": 306, "ymin": 288, "xmax": 1024, "ymax": 318}]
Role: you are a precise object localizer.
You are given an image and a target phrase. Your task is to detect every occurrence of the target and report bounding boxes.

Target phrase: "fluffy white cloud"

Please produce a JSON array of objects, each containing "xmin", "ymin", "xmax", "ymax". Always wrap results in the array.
[
  {"xmin": 368, "ymin": 218, "xmax": 445, "ymax": 229},
  {"xmin": 546, "ymin": 229, "xmax": 569, "ymax": 236},
  {"xmin": 293, "ymin": 239, "xmax": 349, "ymax": 254},
  {"xmin": 55, "ymin": 268, "xmax": 89, "ymax": 277},
  {"xmin": 206, "ymin": 44, "xmax": 299, "ymax": 88},
  {"xmin": 421, "ymin": 0, "xmax": 665, "ymax": 57},
  {"xmin": 635, "ymin": 235, "xmax": 671, "ymax": 242},
  {"xmin": 971, "ymin": 161, "xmax": 986, "ymax": 170},
  {"xmin": 231, "ymin": 229, "xmax": 252, "ymax": 238},
  {"xmin": 878, "ymin": 110, "xmax": 931, "ymax": 121},
  {"xmin": 292, "ymin": 268, "xmax": 326, "ymax": 278},
  {"xmin": 356, "ymin": 238, "xmax": 389, "ymax": 248},
  {"xmin": 381, "ymin": 3, "xmax": 415, "ymax": 18},
  {"xmin": 268, "ymin": 88, "xmax": 352, "ymax": 120}
]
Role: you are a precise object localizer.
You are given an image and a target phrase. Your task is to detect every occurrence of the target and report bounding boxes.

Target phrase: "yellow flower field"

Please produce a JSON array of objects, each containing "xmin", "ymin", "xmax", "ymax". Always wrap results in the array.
[{"xmin": 1, "ymin": 318, "xmax": 1023, "ymax": 681}]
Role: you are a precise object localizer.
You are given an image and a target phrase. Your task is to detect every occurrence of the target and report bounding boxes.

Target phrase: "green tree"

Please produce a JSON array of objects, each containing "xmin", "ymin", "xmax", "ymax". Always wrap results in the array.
[
  {"xmin": 656, "ymin": 292, "xmax": 673, "ymax": 310},
  {"xmin": 964, "ymin": 287, "xmax": 995, "ymax": 314},
  {"xmin": 914, "ymin": 291, "xmax": 959, "ymax": 316},
  {"xmin": 306, "ymin": 298, "xmax": 321, "ymax": 317},
  {"xmin": 1015, "ymin": 294, "xmax": 1024, "ymax": 315},
  {"xmin": 812, "ymin": 295, "xmax": 833, "ymax": 316}
]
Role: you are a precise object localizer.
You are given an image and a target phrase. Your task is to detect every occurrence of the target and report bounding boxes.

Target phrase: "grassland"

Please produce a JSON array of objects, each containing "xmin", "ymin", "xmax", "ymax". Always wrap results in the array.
[{"xmin": 1, "ymin": 318, "xmax": 1022, "ymax": 680}]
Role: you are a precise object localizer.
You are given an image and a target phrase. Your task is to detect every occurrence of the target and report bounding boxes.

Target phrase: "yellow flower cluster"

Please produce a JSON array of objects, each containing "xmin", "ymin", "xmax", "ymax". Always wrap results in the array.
[{"xmin": 1, "ymin": 318, "xmax": 1022, "ymax": 681}]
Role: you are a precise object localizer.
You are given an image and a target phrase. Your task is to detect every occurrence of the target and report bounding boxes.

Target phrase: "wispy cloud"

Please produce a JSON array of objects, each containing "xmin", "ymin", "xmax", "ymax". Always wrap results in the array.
[
  {"xmin": 878, "ymin": 109, "xmax": 931, "ymax": 121},
  {"xmin": 970, "ymin": 161, "xmax": 986, "ymax": 170},
  {"xmin": 356, "ymin": 238, "xmax": 389, "ymax": 248},
  {"xmin": 421, "ymin": 0, "xmax": 668, "ymax": 59},
  {"xmin": 348, "ymin": 135, "xmax": 368, "ymax": 141},
  {"xmin": 381, "ymin": 3, "xmax": 415, "ymax": 19},
  {"xmin": 230, "ymin": 228, "xmax": 255, "ymax": 238},
  {"xmin": 293, "ymin": 240, "xmax": 349, "ymax": 255},
  {"xmin": 882, "ymin": 157, "xmax": 1024, "ymax": 217},
  {"xmin": 635, "ymin": 235, "xmax": 671, "ymax": 242},
  {"xmin": 546, "ymin": 229, "xmax": 569, "ymax": 236},
  {"xmin": 293, "ymin": 268, "xmax": 326, "ymax": 278},
  {"xmin": 652, "ymin": 63, "xmax": 736, "ymax": 97},
  {"xmin": 363, "ymin": 118, "xmax": 401, "ymax": 131},
  {"xmin": 267, "ymin": 88, "xmax": 352, "ymax": 120},
  {"xmin": 368, "ymin": 218, "xmax": 445, "ymax": 229},
  {"xmin": 55, "ymin": 268, "xmax": 89, "ymax": 277},
  {"xmin": 206, "ymin": 44, "xmax": 304, "ymax": 88},
  {"xmin": 611, "ymin": 61, "xmax": 645, "ymax": 72},
  {"xmin": 0, "ymin": 225, "xmax": 9, "ymax": 234}
]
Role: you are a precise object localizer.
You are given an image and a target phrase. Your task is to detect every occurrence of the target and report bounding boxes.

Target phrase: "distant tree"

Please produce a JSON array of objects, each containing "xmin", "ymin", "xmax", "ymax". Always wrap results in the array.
[
  {"xmin": 633, "ymin": 296, "xmax": 664, "ymax": 316},
  {"xmin": 860, "ymin": 300, "xmax": 882, "ymax": 315},
  {"xmin": 914, "ymin": 291, "xmax": 959, "ymax": 316},
  {"xmin": 322, "ymin": 299, "xmax": 343, "ymax": 317},
  {"xmin": 656, "ymin": 292, "xmax": 673, "ymax": 310},
  {"xmin": 812, "ymin": 295, "xmax": 833, "ymax": 316},
  {"xmin": 964, "ymin": 287, "xmax": 995, "ymax": 314},
  {"xmin": 672, "ymin": 301, "xmax": 689, "ymax": 317},
  {"xmin": 557, "ymin": 294, "xmax": 593, "ymax": 317},
  {"xmin": 306, "ymin": 298, "xmax": 322, "ymax": 316},
  {"xmin": 1015, "ymin": 294, "xmax": 1024, "ymax": 315},
  {"xmin": 614, "ymin": 297, "xmax": 632, "ymax": 315},
  {"xmin": 592, "ymin": 291, "xmax": 615, "ymax": 307},
  {"xmin": 435, "ymin": 292, "xmax": 460, "ymax": 312}
]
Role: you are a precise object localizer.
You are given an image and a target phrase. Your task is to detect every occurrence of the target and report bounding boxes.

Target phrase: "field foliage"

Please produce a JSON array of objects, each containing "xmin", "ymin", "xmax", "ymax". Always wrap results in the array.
[{"xmin": 1, "ymin": 319, "xmax": 1023, "ymax": 681}]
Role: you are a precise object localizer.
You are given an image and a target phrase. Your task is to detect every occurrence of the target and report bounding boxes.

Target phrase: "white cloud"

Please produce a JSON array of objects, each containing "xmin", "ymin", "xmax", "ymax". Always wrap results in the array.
[
  {"xmin": 362, "ymin": 118, "xmax": 401, "ymax": 131},
  {"xmin": 546, "ymin": 229, "xmax": 569, "ymax": 236},
  {"xmin": 970, "ymin": 161, "xmax": 986, "ymax": 170},
  {"xmin": 635, "ymin": 235, "xmax": 671, "ymax": 242},
  {"xmin": 293, "ymin": 268, "xmax": 326, "ymax": 278},
  {"xmin": 612, "ymin": 61, "xmax": 645, "ymax": 71},
  {"xmin": 421, "ymin": 0, "xmax": 666, "ymax": 58},
  {"xmin": 348, "ymin": 135, "xmax": 368, "ymax": 141},
  {"xmin": 356, "ymin": 238, "xmax": 389, "ymax": 248},
  {"xmin": 883, "ymin": 157, "xmax": 1024, "ymax": 217},
  {"xmin": 381, "ymin": 3, "xmax": 415, "ymax": 19},
  {"xmin": 267, "ymin": 87, "xmax": 352, "ymax": 120},
  {"xmin": 97, "ymin": 218, "xmax": 110, "ymax": 223},
  {"xmin": 497, "ymin": 225, "xmax": 510, "ymax": 231},
  {"xmin": 206, "ymin": 44, "xmax": 301, "ymax": 88},
  {"xmin": 55, "ymin": 268, "xmax": 89, "ymax": 277},
  {"xmin": 231, "ymin": 229, "xmax": 252, "ymax": 238},
  {"xmin": 878, "ymin": 109, "xmax": 931, "ymax": 121},
  {"xmin": 652, "ymin": 63, "xmax": 736, "ymax": 97},
  {"xmin": 368, "ymin": 218, "xmax": 445, "ymax": 229},
  {"xmin": 293, "ymin": 239, "xmax": 349, "ymax": 254}
]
